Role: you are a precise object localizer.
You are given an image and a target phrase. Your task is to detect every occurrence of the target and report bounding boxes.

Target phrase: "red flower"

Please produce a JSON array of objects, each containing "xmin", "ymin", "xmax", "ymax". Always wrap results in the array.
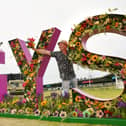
[
  {"xmin": 28, "ymin": 42, "xmax": 35, "ymax": 48},
  {"xmin": 69, "ymin": 46, "xmax": 75, "ymax": 50},
  {"xmin": 27, "ymin": 37, "xmax": 35, "ymax": 48},
  {"xmin": 30, "ymin": 64, "xmax": 34, "ymax": 71},
  {"xmin": 27, "ymin": 37, "xmax": 35, "ymax": 42},
  {"xmin": 104, "ymin": 110, "xmax": 112, "ymax": 118},
  {"xmin": 114, "ymin": 62, "xmax": 120, "ymax": 66},
  {"xmin": 18, "ymin": 61, "xmax": 22, "ymax": 66},
  {"xmin": 81, "ymin": 95, "xmax": 86, "ymax": 100},
  {"xmin": 10, "ymin": 41, "xmax": 16, "ymax": 48},
  {"xmin": 81, "ymin": 53, "xmax": 87, "ymax": 62},
  {"xmin": 81, "ymin": 56, "xmax": 87, "ymax": 62},
  {"xmin": 115, "ymin": 22, "xmax": 119, "ymax": 27},
  {"xmin": 81, "ymin": 22, "xmax": 87, "ymax": 28},
  {"xmin": 106, "ymin": 25, "xmax": 110, "ymax": 30}
]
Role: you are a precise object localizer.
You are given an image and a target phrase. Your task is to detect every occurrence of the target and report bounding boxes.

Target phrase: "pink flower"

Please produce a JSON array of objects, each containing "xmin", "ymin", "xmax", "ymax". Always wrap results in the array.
[
  {"xmin": 34, "ymin": 104, "xmax": 38, "ymax": 109},
  {"xmin": 102, "ymin": 56, "xmax": 106, "ymax": 60},
  {"xmin": 96, "ymin": 110, "xmax": 104, "ymax": 118},
  {"xmin": 81, "ymin": 53, "xmax": 87, "ymax": 62},
  {"xmin": 27, "ymin": 91, "xmax": 31, "ymax": 95},
  {"xmin": 22, "ymin": 98, "xmax": 26, "ymax": 103},
  {"xmin": 22, "ymin": 82, "xmax": 27, "ymax": 87}
]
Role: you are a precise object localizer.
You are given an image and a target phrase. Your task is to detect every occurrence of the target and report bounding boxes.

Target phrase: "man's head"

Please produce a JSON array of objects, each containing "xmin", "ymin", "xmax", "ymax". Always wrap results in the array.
[{"xmin": 58, "ymin": 40, "xmax": 68, "ymax": 52}]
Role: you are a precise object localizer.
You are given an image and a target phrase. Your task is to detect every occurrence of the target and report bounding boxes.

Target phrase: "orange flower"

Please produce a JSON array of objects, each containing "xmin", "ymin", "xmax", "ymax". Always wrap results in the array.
[
  {"xmin": 93, "ymin": 100, "xmax": 98, "ymax": 105},
  {"xmin": 41, "ymin": 100, "xmax": 47, "ymax": 106},
  {"xmin": 14, "ymin": 50, "xmax": 17, "ymax": 54},
  {"xmin": 75, "ymin": 32, "xmax": 81, "ymax": 36},
  {"xmin": 75, "ymin": 96, "xmax": 81, "ymax": 102},
  {"xmin": 58, "ymin": 104, "xmax": 62, "ymax": 109},
  {"xmin": 91, "ymin": 55, "xmax": 98, "ymax": 61},
  {"xmin": 124, "ymin": 64, "xmax": 126, "ymax": 68},
  {"xmin": 69, "ymin": 101, "xmax": 73, "ymax": 105},
  {"xmin": 76, "ymin": 42, "xmax": 81, "ymax": 47},
  {"xmin": 106, "ymin": 63, "xmax": 110, "ymax": 66},
  {"xmin": 62, "ymin": 102, "xmax": 67, "ymax": 105},
  {"xmin": 25, "ymin": 80, "xmax": 30, "ymax": 84},
  {"xmin": 105, "ymin": 61, "xmax": 112, "ymax": 66},
  {"xmin": 115, "ymin": 22, "xmax": 119, "ymax": 27},
  {"xmin": 32, "ymin": 59, "xmax": 39, "ymax": 64},
  {"xmin": 29, "ymin": 72, "xmax": 35, "ymax": 77},
  {"xmin": 24, "ymin": 70, "xmax": 28, "ymax": 75}
]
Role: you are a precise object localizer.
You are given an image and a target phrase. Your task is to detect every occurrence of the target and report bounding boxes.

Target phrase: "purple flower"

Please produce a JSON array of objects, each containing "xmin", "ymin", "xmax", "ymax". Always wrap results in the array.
[
  {"xmin": 117, "ymin": 101, "xmax": 126, "ymax": 108},
  {"xmin": 51, "ymin": 92, "xmax": 57, "ymax": 99},
  {"xmin": 61, "ymin": 91, "xmax": 69, "ymax": 99},
  {"xmin": 16, "ymin": 100, "xmax": 23, "ymax": 106}
]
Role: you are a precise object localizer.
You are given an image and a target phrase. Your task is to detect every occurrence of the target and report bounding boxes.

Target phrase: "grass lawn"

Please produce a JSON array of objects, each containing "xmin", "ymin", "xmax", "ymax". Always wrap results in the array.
[
  {"xmin": 80, "ymin": 85, "xmax": 123, "ymax": 99},
  {"xmin": 44, "ymin": 85, "xmax": 123, "ymax": 99}
]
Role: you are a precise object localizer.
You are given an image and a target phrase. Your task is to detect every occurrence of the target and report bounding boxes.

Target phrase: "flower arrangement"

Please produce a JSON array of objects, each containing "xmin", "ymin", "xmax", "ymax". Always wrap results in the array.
[
  {"xmin": 8, "ymin": 28, "xmax": 54, "ymax": 108},
  {"xmin": 68, "ymin": 14, "xmax": 126, "ymax": 79},
  {"xmin": 0, "ymin": 91, "xmax": 126, "ymax": 119},
  {"xmin": 72, "ymin": 89, "xmax": 126, "ymax": 119}
]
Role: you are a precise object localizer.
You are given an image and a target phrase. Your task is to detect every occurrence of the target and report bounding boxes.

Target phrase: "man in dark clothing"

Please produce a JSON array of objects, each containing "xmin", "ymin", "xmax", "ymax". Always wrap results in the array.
[{"xmin": 34, "ymin": 40, "xmax": 78, "ymax": 95}]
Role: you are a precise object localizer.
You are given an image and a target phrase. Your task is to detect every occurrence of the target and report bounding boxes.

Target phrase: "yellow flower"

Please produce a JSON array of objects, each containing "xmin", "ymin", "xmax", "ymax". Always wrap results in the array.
[
  {"xmin": 104, "ymin": 101, "xmax": 112, "ymax": 109},
  {"xmin": 25, "ymin": 107, "xmax": 33, "ymax": 114},
  {"xmin": 86, "ymin": 107, "xmax": 94, "ymax": 115},
  {"xmin": 94, "ymin": 21, "xmax": 99, "ymax": 25},
  {"xmin": 12, "ymin": 100, "xmax": 17, "ymax": 104},
  {"xmin": 72, "ymin": 111, "xmax": 78, "ymax": 117}
]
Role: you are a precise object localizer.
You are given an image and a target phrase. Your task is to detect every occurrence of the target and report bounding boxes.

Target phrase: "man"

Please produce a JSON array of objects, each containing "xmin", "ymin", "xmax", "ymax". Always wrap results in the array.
[{"xmin": 34, "ymin": 40, "xmax": 78, "ymax": 96}]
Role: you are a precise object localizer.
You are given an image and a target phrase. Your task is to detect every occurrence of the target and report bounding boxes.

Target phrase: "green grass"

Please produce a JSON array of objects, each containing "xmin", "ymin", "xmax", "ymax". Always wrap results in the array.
[
  {"xmin": 79, "ymin": 86, "xmax": 123, "ymax": 99},
  {"xmin": 44, "ymin": 85, "xmax": 123, "ymax": 99}
]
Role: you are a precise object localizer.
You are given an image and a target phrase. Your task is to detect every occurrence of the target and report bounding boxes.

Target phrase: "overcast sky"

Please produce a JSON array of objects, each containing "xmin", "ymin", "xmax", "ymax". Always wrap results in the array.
[{"xmin": 0, "ymin": 0, "xmax": 126, "ymax": 84}]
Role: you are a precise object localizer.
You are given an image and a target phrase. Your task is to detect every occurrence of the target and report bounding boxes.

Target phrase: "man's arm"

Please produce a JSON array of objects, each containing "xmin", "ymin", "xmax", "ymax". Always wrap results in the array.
[{"xmin": 34, "ymin": 49, "xmax": 51, "ymax": 56}]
